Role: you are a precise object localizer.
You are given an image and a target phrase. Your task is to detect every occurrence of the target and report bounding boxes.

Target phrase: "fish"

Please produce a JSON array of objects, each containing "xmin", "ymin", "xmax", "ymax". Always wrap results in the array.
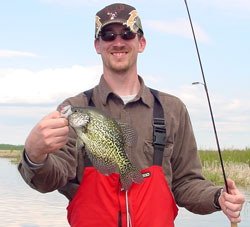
[{"xmin": 61, "ymin": 105, "xmax": 144, "ymax": 190}]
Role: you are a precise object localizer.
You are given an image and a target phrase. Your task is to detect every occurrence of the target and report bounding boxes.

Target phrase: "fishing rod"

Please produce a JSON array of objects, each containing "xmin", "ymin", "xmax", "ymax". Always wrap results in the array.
[{"xmin": 183, "ymin": 1, "xmax": 237, "ymax": 227}]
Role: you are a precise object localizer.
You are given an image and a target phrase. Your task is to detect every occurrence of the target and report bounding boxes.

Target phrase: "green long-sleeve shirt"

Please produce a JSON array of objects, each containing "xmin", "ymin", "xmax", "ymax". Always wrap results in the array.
[{"xmin": 18, "ymin": 75, "xmax": 220, "ymax": 214}]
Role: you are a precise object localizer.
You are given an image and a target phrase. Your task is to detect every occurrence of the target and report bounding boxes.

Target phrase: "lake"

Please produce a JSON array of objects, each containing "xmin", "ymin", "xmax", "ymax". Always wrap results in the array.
[{"xmin": 0, "ymin": 158, "xmax": 249, "ymax": 227}]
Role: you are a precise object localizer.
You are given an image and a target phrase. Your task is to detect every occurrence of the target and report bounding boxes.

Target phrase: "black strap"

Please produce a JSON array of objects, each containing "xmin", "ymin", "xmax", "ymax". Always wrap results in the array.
[
  {"xmin": 83, "ymin": 89, "xmax": 95, "ymax": 167},
  {"xmin": 83, "ymin": 88, "xmax": 166, "ymax": 166},
  {"xmin": 84, "ymin": 88, "xmax": 95, "ymax": 107},
  {"xmin": 149, "ymin": 88, "xmax": 166, "ymax": 166}
]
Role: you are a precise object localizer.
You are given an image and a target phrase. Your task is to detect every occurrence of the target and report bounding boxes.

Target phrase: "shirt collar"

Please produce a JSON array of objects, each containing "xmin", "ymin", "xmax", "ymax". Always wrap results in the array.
[
  {"xmin": 97, "ymin": 75, "xmax": 113, "ymax": 105},
  {"xmin": 97, "ymin": 75, "xmax": 154, "ymax": 108},
  {"xmin": 135, "ymin": 76, "xmax": 153, "ymax": 108}
]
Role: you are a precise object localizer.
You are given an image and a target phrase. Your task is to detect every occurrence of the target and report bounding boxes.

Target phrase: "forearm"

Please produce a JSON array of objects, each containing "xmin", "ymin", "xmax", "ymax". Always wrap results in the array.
[
  {"xmin": 171, "ymin": 105, "xmax": 220, "ymax": 214},
  {"xmin": 172, "ymin": 142, "xmax": 220, "ymax": 214},
  {"xmin": 171, "ymin": 143, "xmax": 220, "ymax": 214},
  {"xmin": 174, "ymin": 176, "xmax": 220, "ymax": 214},
  {"xmin": 18, "ymin": 147, "xmax": 77, "ymax": 193}
]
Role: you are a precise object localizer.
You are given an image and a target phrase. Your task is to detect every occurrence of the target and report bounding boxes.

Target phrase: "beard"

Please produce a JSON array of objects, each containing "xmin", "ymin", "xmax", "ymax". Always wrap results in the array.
[
  {"xmin": 109, "ymin": 60, "xmax": 131, "ymax": 73},
  {"xmin": 102, "ymin": 52, "xmax": 137, "ymax": 74}
]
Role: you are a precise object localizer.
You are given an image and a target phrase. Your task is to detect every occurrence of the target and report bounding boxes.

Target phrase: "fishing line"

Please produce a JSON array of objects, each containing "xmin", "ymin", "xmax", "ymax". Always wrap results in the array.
[{"xmin": 126, "ymin": 190, "xmax": 132, "ymax": 227}]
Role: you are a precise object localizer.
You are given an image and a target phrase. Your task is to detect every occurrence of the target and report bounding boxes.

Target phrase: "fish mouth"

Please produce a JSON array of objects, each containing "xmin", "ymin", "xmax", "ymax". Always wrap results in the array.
[{"xmin": 60, "ymin": 105, "xmax": 72, "ymax": 118}]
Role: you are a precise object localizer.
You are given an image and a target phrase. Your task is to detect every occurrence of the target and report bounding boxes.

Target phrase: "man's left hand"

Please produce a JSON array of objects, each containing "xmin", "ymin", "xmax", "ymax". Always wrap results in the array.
[{"xmin": 219, "ymin": 178, "xmax": 245, "ymax": 223}]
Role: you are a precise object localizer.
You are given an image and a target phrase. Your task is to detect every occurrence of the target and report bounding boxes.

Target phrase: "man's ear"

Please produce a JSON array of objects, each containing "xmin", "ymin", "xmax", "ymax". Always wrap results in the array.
[
  {"xmin": 138, "ymin": 36, "xmax": 146, "ymax": 53},
  {"xmin": 94, "ymin": 39, "xmax": 101, "ymax": 54}
]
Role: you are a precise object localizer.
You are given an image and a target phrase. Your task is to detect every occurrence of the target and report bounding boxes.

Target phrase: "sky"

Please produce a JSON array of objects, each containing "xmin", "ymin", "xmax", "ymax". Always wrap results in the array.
[{"xmin": 0, "ymin": 0, "xmax": 249, "ymax": 149}]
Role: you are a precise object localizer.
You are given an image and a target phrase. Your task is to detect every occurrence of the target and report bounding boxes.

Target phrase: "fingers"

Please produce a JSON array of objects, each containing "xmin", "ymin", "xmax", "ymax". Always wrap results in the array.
[
  {"xmin": 227, "ymin": 178, "xmax": 238, "ymax": 194},
  {"xmin": 41, "ymin": 111, "xmax": 68, "ymax": 129},
  {"xmin": 219, "ymin": 179, "xmax": 246, "ymax": 223},
  {"xmin": 25, "ymin": 111, "xmax": 70, "ymax": 163},
  {"xmin": 38, "ymin": 119, "xmax": 69, "ymax": 136},
  {"xmin": 42, "ymin": 110, "xmax": 61, "ymax": 120},
  {"xmin": 225, "ymin": 179, "xmax": 245, "ymax": 204},
  {"xmin": 42, "ymin": 133, "xmax": 68, "ymax": 154},
  {"xmin": 220, "ymin": 194, "xmax": 242, "ymax": 223}
]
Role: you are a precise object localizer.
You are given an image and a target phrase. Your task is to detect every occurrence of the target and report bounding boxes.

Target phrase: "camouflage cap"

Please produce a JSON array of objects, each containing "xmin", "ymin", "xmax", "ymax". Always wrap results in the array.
[{"xmin": 95, "ymin": 3, "xmax": 143, "ymax": 39}]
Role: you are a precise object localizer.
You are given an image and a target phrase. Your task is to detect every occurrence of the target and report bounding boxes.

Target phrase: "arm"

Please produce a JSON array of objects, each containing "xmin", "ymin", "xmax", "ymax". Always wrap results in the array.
[
  {"xmin": 171, "ymin": 104, "xmax": 220, "ymax": 214},
  {"xmin": 170, "ymin": 102, "xmax": 245, "ymax": 221},
  {"xmin": 18, "ymin": 110, "xmax": 77, "ymax": 193}
]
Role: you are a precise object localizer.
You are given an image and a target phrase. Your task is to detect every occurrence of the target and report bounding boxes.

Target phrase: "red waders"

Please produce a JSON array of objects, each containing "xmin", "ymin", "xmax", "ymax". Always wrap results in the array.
[{"xmin": 67, "ymin": 88, "xmax": 178, "ymax": 227}]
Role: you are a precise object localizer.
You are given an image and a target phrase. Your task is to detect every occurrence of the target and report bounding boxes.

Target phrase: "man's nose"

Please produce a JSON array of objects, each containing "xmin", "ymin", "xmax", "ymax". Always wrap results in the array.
[{"xmin": 112, "ymin": 34, "xmax": 126, "ymax": 46}]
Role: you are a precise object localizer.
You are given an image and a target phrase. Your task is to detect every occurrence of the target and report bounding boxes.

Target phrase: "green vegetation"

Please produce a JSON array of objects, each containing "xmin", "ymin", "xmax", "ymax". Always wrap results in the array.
[
  {"xmin": 199, "ymin": 148, "xmax": 250, "ymax": 166},
  {"xmin": 0, "ymin": 144, "xmax": 24, "ymax": 164},
  {"xmin": 0, "ymin": 144, "xmax": 24, "ymax": 150},
  {"xmin": 0, "ymin": 144, "xmax": 249, "ymax": 186},
  {"xmin": 199, "ymin": 148, "xmax": 250, "ymax": 186}
]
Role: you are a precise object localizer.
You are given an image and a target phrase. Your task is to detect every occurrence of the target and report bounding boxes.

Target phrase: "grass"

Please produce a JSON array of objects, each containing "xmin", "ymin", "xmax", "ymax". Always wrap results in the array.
[
  {"xmin": 1, "ymin": 147, "xmax": 250, "ymax": 186},
  {"xmin": 0, "ymin": 149, "xmax": 22, "ymax": 164},
  {"xmin": 0, "ymin": 144, "xmax": 24, "ymax": 150},
  {"xmin": 0, "ymin": 144, "xmax": 24, "ymax": 164},
  {"xmin": 199, "ymin": 148, "xmax": 250, "ymax": 186},
  {"xmin": 199, "ymin": 148, "xmax": 250, "ymax": 166}
]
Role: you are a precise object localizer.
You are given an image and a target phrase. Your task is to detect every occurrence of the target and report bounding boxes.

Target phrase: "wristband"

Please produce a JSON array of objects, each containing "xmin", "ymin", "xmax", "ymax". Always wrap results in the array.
[
  {"xmin": 214, "ymin": 188, "xmax": 223, "ymax": 210},
  {"xmin": 24, "ymin": 151, "xmax": 45, "ymax": 168}
]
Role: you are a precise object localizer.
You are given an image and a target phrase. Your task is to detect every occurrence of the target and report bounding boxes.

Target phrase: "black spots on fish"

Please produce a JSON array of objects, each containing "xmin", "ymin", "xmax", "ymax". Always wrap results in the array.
[
  {"xmin": 68, "ymin": 106, "xmax": 143, "ymax": 190},
  {"xmin": 86, "ymin": 149, "xmax": 117, "ymax": 175},
  {"xmin": 118, "ymin": 122, "xmax": 137, "ymax": 148}
]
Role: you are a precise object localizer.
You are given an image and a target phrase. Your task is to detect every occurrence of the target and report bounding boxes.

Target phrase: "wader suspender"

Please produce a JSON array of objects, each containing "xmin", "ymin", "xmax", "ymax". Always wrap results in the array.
[
  {"xmin": 83, "ymin": 88, "xmax": 166, "ymax": 166},
  {"xmin": 150, "ymin": 88, "xmax": 166, "ymax": 166}
]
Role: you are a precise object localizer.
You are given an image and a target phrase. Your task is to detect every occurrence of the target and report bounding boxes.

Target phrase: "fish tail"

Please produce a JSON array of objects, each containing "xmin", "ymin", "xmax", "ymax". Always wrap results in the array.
[{"xmin": 120, "ymin": 165, "xmax": 144, "ymax": 191}]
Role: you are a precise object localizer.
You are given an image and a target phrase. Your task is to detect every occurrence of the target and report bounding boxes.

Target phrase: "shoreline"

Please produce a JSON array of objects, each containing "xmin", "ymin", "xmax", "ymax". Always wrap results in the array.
[
  {"xmin": 1, "ymin": 149, "xmax": 249, "ymax": 186},
  {"xmin": 0, "ymin": 150, "xmax": 22, "ymax": 158},
  {"xmin": 202, "ymin": 161, "xmax": 250, "ymax": 186}
]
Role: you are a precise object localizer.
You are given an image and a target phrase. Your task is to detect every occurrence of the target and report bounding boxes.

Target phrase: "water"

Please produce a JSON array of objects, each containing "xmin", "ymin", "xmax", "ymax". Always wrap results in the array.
[
  {"xmin": 0, "ymin": 158, "xmax": 249, "ymax": 227},
  {"xmin": 0, "ymin": 158, "xmax": 68, "ymax": 227}
]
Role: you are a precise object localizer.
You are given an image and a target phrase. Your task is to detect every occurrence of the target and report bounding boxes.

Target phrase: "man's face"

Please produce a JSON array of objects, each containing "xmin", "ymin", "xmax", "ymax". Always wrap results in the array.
[{"xmin": 95, "ymin": 24, "xmax": 146, "ymax": 74}]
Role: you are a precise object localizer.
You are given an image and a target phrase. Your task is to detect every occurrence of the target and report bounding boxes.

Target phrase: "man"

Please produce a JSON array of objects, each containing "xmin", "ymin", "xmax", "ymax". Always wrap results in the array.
[{"xmin": 18, "ymin": 3, "xmax": 245, "ymax": 227}]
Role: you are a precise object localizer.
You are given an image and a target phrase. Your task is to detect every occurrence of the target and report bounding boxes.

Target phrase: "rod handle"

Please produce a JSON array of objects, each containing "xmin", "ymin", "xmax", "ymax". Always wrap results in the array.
[{"xmin": 231, "ymin": 223, "xmax": 238, "ymax": 227}]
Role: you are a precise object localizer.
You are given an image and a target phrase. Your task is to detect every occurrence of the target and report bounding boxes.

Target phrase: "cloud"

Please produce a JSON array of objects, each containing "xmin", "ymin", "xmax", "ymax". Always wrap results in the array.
[
  {"xmin": 0, "ymin": 50, "xmax": 38, "ymax": 58},
  {"xmin": 195, "ymin": 0, "xmax": 250, "ymax": 12},
  {"xmin": 166, "ymin": 85, "xmax": 250, "ymax": 134},
  {"xmin": 39, "ymin": 0, "xmax": 122, "ymax": 6},
  {"xmin": 1, "ymin": 65, "xmax": 249, "ymax": 148},
  {"xmin": 0, "ymin": 105, "xmax": 60, "ymax": 144},
  {"xmin": 144, "ymin": 18, "xmax": 210, "ymax": 42},
  {"xmin": 168, "ymin": 85, "xmax": 250, "ymax": 149},
  {"xmin": 39, "ymin": 0, "xmax": 168, "ymax": 5},
  {"xmin": 0, "ymin": 65, "xmax": 102, "ymax": 104},
  {"xmin": 39, "ymin": 0, "xmax": 250, "ymax": 13}
]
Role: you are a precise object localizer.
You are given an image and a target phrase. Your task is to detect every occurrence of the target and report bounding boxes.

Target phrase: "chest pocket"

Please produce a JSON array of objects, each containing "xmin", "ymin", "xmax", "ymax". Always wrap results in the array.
[{"xmin": 83, "ymin": 88, "xmax": 167, "ymax": 167}]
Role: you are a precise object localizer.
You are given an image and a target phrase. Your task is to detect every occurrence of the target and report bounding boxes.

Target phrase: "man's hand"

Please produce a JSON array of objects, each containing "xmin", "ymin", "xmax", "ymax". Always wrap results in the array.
[
  {"xmin": 219, "ymin": 178, "xmax": 245, "ymax": 224},
  {"xmin": 25, "ymin": 111, "xmax": 69, "ymax": 164}
]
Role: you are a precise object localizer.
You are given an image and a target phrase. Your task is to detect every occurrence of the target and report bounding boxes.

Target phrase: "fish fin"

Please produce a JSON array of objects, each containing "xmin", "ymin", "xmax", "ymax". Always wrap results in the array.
[
  {"xmin": 117, "ymin": 122, "xmax": 137, "ymax": 148},
  {"xmin": 86, "ymin": 149, "xmax": 117, "ymax": 175},
  {"xmin": 76, "ymin": 138, "xmax": 84, "ymax": 152},
  {"xmin": 120, "ymin": 165, "xmax": 144, "ymax": 191}
]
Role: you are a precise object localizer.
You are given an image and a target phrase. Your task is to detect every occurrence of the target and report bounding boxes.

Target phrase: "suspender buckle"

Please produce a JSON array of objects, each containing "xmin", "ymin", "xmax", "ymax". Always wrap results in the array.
[{"xmin": 153, "ymin": 118, "xmax": 166, "ymax": 147}]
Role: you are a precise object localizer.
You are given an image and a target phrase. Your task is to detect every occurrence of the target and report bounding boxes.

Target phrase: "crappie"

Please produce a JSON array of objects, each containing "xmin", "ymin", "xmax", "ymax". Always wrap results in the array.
[{"xmin": 61, "ymin": 105, "xmax": 144, "ymax": 190}]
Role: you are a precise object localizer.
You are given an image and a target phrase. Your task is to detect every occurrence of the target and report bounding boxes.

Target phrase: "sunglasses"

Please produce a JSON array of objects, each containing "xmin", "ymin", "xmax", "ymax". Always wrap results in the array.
[{"xmin": 99, "ymin": 30, "xmax": 137, "ymax": 42}]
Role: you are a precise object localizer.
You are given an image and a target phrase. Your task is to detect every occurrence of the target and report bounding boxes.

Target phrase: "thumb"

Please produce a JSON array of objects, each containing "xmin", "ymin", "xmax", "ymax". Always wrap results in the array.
[{"xmin": 226, "ymin": 178, "xmax": 237, "ymax": 194}]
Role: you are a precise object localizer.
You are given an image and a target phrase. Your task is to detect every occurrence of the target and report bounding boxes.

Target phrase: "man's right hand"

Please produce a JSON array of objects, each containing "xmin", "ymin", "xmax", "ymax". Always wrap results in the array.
[{"xmin": 25, "ymin": 111, "xmax": 69, "ymax": 164}]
